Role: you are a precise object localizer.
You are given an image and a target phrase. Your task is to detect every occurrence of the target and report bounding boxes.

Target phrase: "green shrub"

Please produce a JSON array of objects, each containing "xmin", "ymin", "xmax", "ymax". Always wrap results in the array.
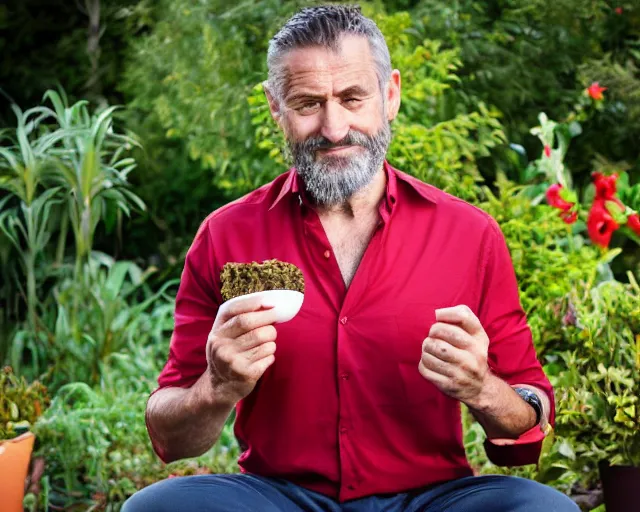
[
  {"xmin": 477, "ymin": 175, "xmax": 613, "ymax": 356},
  {"xmin": 408, "ymin": 0, "xmax": 640, "ymax": 184},
  {"xmin": 40, "ymin": 254, "xmax": 177, "ymax": 390},
  {"xmin": 551, "ymin": 276, "xmax": 640, "ymax": 485},
  {"xmin": 34, "ymin": 380, "xmax": 239, "ymax": 510},
  {"xmin": 0, "ymin": 366, "xmax": 50, "ymax": 439}
]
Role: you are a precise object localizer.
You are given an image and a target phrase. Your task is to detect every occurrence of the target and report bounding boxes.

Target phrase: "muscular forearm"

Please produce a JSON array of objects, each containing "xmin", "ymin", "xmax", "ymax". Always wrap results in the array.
[
  {"xmin": 146, "ymin": 369, "xmax": 236, "ymax": 463},
  {"xmin": 464, "ymin": 373, "xmax": 547, "ymax": 440}
]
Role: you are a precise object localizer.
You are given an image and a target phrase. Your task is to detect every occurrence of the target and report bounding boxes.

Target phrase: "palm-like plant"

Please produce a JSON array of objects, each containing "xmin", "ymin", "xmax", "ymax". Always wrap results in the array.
[
  {"xmin": 43, "ymin": 90, "xmax": 145, "ymax": 281},
  {"xmin": 0, "ymin": 89, "xmax": 146, "ymax": 370},
  {"xmin": 0, "ymin": 104, "xmax": 66, "ymax": 331}
]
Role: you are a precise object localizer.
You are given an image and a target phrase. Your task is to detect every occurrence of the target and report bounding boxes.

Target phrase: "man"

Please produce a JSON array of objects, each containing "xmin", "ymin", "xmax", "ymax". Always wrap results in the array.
[{"xmin": 124, "ymin": 6, "xmax": 578, "ymax": 512}]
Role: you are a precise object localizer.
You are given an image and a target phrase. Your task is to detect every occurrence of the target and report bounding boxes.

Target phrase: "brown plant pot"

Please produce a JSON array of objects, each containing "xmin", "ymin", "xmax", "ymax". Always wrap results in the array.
[
  {"xmin": 599, "ymin": 459, "xmax": 640, "ymax": 512},
  {"xmin": 0, "ymin": 432, "xmax": 35, "ymax": 512}
]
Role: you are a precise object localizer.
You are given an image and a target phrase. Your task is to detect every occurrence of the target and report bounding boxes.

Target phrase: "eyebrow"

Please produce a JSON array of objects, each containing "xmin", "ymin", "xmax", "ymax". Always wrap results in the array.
[{"xmin": 285, "ymin": 85, "xmax": 373, "ymax": 104}]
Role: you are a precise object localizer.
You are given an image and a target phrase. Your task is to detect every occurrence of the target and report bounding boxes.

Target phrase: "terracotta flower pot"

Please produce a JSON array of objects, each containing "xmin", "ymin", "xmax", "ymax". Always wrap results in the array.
[
  {"xmin": 599, "ymin": 459, "xmax": 640, "ymax": 512},
  {"xmin": 0, "ymin": 432, "xmax": 35, "ymax": 512}
]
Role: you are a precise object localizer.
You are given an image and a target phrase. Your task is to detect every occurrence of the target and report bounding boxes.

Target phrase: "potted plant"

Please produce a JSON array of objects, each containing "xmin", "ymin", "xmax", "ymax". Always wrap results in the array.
[
  {"xmin": 0, "ymin": 366, "xmax": 50, "ymax": 512},
  {"xmin": 552, "ymin": 276, "xmax": 640, "ymax": 511}
]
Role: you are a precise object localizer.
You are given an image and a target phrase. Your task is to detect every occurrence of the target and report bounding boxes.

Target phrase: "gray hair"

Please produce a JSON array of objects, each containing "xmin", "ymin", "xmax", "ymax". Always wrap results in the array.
[{"xmin": 266, "ymin": 5, "xmax": 392, "ymax": 104}]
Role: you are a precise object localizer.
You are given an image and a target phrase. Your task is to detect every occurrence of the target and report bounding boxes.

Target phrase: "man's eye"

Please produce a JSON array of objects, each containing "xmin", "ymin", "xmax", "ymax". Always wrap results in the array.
[
  {"xmin": 297, "ymin": 102, "xmax": 320, "ymax": 114},
  {"xmin": 343, "ymin": 98, "xmax": 361, "ymax": 107}
]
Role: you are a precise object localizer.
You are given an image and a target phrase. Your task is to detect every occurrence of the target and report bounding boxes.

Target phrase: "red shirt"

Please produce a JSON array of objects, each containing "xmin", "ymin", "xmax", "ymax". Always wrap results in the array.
[{"xmin": 151, "ymin": 161, "xmax": 554, "ymax": 501}]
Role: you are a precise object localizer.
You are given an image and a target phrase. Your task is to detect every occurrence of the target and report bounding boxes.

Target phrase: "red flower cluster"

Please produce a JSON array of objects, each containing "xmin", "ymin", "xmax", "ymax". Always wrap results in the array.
[
  {"xmin": 547, "ymin": 173, "xmax": 640, "ymax": 247},
  {"xmin": 587, "ymin": 82, "xmax": 607, "ymax": 101},
  {"xmin": 587, "ymin": 172, "xmax": 640, "ymax": 247},
  {"xmin": 546, "ymin": 184, "xmax": 577, "ymax": 224}
]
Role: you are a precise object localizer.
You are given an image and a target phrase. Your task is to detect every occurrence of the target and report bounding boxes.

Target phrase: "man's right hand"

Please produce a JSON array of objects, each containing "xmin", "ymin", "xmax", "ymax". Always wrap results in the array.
[{"xmin": 204, "ymin": 295, "xmax": 279, "ymax": 405}]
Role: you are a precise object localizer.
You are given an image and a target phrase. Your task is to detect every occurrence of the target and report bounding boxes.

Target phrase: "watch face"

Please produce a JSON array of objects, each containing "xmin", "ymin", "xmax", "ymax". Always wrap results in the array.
[
  {"xmin": 514, "ymin": 388, "xmax": 542, "ymax": 423},
  {"xmin": 520, "ymin": 389, "xmax": 535, "ymax": 400}
]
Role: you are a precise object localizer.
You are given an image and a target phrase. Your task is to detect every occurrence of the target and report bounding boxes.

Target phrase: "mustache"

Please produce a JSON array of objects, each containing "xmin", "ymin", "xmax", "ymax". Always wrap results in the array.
[{"xmin": 296, "ymin": 130, "xmax": 372, "ymax": 152}]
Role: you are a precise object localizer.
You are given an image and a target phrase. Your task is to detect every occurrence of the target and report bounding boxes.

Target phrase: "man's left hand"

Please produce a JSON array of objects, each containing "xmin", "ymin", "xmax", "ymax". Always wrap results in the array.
[{"xmin": 418, "ymin": 305, "xmax": 490, "ymax": 406}]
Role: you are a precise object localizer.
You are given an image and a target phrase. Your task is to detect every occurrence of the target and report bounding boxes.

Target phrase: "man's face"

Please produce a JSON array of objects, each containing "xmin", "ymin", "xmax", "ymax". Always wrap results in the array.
[{"xmin": 267, "ymin": 35, "xmax": 401, "ymax": 206}]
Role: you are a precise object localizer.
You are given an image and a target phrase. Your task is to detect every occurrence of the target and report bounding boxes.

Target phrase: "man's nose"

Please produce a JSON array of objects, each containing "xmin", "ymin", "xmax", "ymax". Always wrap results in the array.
[{"xmin": 319, "ymin": 100, "xmax": 349, "ymax": 144}]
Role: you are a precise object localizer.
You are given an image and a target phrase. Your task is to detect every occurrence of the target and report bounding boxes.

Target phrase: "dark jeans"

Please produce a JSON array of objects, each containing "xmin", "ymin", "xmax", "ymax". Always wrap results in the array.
[{"xmin": 122, "ymin": 473, "xmax": 579, "ymax": 512}]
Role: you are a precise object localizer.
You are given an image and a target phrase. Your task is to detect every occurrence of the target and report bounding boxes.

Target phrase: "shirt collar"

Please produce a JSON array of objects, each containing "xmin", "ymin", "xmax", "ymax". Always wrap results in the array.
[
  {"xmin": 385, "ymin": 160, "xmax": 439, "ymax": 205},
  {"xmin": 268, "ymin": 159, "xmax": 438, "ymax": 212}
]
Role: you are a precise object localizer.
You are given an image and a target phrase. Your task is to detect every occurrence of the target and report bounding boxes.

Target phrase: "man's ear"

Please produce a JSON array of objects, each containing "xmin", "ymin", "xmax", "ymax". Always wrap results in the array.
[
  {"xmin": 263, "ymin": 81, "xmax": 284, "ymax": 129},
  {"xmin": 386, "ymin": 70, "xmax": 401, "ymax": 122}
]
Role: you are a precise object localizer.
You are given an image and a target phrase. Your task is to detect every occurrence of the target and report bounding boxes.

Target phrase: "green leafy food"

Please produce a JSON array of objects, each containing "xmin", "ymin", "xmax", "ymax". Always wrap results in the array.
[{"xmin": 220, "ymin": 259, "xmax": 305, "ymax": 301}]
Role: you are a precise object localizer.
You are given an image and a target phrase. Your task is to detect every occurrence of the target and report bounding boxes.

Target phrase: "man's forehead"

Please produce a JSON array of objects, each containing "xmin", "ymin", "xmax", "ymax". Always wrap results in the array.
[{"xmin": 281, "ymin": 35, "xmax": 377, "ymax": 96}]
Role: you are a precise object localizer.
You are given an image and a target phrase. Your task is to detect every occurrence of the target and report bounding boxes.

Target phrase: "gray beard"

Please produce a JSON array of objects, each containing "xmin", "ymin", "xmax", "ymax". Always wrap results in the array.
[{"xmin": 287, "ymin": 122, "xmax": 392, "ymax": 206}]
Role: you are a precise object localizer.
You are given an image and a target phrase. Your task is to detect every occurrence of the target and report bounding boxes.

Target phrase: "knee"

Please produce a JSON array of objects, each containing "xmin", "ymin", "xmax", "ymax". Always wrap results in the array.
[
  {"xmin": 512, "ymin": 477, "xmax": 580, "ymax": 512},
  {"xmin": 121, "ymin": 479, "xmax": 177, "ymax": 512},
  {"xmin": 121, "ymin": 488, "xmax": 152, "ymax": 512}
]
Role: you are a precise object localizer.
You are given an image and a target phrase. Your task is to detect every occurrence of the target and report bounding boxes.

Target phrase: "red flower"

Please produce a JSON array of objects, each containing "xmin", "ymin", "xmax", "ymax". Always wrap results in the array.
[
  {"xmin": 592, "ymin": 172, "xmax": 619, "ymax": 200},
  {"xmin": 560, "ymin": 210, "xmax": 578, "ymax": 224},
  {"xmin": 587, "ymin": 199, "xmax": 620, "ymax": 248},
  {"xmin": 615, "ymin": 6, "xmax": 623, "ymax": 15},
  {"xmin": 546, "ymin": 184, "xmax": 573, "ymax": 210},
  {"xmin": 627, "ymin": 213, "xmax": 640, "ymax": 236},
  {"xmin": 587, "ymin": 82, "xmax": 607, "ymax": 101},
  {"xmin": 546, "ymin": 184, "xmax": 578, "ymax": 224},
  {"xmin": 544, "ymin": 145, "xmax": 552, "ymax": 158}
]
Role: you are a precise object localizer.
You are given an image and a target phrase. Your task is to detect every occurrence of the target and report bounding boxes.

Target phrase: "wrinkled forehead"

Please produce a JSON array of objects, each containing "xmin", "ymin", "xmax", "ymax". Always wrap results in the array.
[{"xmin": 280, "ymin": 35, "xmax": 379, "ymax": 99}]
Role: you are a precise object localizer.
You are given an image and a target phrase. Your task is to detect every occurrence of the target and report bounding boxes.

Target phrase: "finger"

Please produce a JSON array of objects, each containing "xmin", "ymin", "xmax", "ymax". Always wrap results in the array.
[
  {"xmin": 435, "ymin": 305, "xmax": 483, "ymax": 335},
  {"xmin": 428, "ymin": 322, "xmax": 474, "ymax": 350},
  {"xmin": 247, "ymin": 354, "xmax": 276, "ymax": 380},
  {"xmin": 222, "ymin": 308, "xmax": 280, "ymax": 339},
  {"xmin": 422, "ymin": 343, "xmax": 480, "ymax": 383},
  {"xmin": 236, "ymin": 325, "xmax": 278, "ymax": 352},
  {"xmin": 218, "ymin": 294, "xmax": 274, "ymax": 324},
  {"xmin": 243, "ymin": 341, "xmax": 277, "ymax": 363},
  {"xmin": 422, "ymin": 336, "xmax": 466, "ymax": 364},
  {"xmin": 418, "ymin": 361, "xmax": 450, "ymax": 389},
  {"xmin": 420, "ymin": 351, "xmax": 455, "ymax": 378}
]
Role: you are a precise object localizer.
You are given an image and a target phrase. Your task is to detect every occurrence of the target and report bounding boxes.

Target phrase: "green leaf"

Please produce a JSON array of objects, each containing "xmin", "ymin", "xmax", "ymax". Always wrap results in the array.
[
  {"xmin": 9, "ymin": 401, "xmax": 19, "ymax": 420},
  {"xmin": 104, "ymin": 262, "xmax": 134, "ymax": 302},
  {"xmin": 559, "ymin": 187, "xmax": 577, "ymax": 204},
  {"xmin": 605, "ymin": 200, "xmax": 628, "ymax": 225}
]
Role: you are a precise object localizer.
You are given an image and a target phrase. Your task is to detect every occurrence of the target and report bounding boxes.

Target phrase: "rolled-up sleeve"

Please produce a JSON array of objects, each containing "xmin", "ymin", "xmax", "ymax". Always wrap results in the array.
[{"xmin": 477, "ymin": 218, "xmax": 555, "ymax": 466}]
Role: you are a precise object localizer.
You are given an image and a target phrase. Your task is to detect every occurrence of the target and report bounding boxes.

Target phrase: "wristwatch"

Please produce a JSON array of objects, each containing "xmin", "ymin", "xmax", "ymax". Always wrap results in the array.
[{"xmin": 514, "ymin": 387, "xmax": 542, "ymax": 426}]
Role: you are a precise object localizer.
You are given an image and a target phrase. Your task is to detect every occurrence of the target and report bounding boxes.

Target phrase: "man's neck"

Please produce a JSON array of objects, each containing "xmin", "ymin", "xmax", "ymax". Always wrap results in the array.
[{"xmin": 314, "ymin": 166, "xmax": 386, "ymax": 221}]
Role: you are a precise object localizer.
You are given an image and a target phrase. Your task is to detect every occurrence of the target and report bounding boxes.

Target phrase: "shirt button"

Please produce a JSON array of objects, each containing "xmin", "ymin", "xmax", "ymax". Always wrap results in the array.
[
  {"xmin": 340, "ymin": 426, "xmax": 348, "ymax": 434},
  {"xmin": 347, "ymin": 484, "xmax": 356, "ymax": 490},
  {"xmin": 340, "ymin": 317, "xmax": 348, "ymax": 325},
  {"xmin": 323, "ymin": 250, "xmax": 331, "ymax": 259},
  {"xmin": 341, "ymin": 373, "xmax": 350, "ymax": 381}
]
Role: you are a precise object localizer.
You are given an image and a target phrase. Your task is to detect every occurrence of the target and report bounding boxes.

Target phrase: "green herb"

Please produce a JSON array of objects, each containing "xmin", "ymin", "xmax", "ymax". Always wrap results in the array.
[{"xmin": 220, "ymin": 260, "xmax": 305, "ymax": 301}]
